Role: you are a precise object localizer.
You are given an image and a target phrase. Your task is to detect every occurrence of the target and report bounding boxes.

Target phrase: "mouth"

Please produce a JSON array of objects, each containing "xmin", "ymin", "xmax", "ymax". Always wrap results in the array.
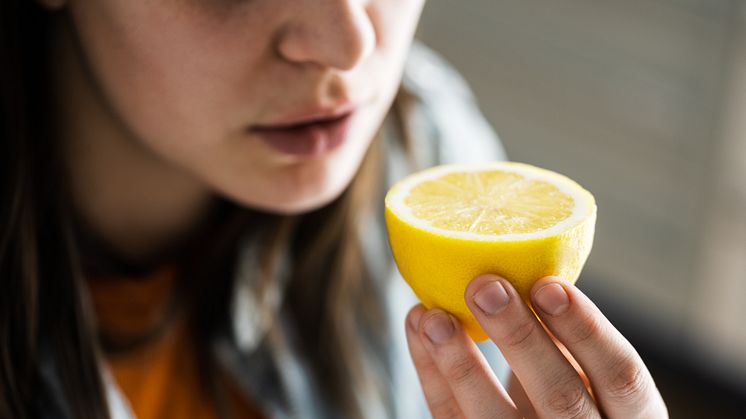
[{"xmin": 251, "ymin": 105, "xmax": 357, "ymax": 157}]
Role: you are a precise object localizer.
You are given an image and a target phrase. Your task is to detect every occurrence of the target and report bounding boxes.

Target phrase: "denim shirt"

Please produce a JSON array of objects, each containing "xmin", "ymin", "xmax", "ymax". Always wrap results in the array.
[{"xmin": 37, "ymin": 42, "xmax": 509, "ymax": 419}]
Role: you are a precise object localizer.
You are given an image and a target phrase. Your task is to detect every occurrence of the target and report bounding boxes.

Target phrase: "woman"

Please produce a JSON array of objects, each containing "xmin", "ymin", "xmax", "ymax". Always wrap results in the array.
[{"xmin": 0, "ymin": 0, "xmax": 668, "ymax": 418}]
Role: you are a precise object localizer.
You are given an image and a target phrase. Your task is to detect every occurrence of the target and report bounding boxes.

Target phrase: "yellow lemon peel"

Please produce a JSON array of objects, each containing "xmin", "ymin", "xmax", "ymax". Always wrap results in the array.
[{"xmin": 385, "ymin": 162, "xmax": 596, "ymax": 341}]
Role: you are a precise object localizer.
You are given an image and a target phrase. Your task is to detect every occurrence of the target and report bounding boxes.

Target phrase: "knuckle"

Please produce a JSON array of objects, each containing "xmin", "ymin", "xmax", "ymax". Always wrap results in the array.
[
  {"xmin": 443, "ymin": 354, "xmax": 480, "ymax": 387},
  {"xmin": 545, "ymin": 382, "xmax": 593, "ymax": 419},
  {"xmin": 566, "ymin": 311, "xmax": 603, "ymax": 346},
  {"xmin": 503, "ymin": 319, "xmax": 538, "ymax": 350},
  {"xmin": 608, "ymin": 356, "xmax": 649, "ymax": 403}
]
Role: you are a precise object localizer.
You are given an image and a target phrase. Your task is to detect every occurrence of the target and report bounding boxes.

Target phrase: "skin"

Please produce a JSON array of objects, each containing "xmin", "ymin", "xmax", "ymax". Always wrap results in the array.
[
  {"xmin": 46, "ymin": 0, "xmax": 667, "ymax": 416},
  {"xmin": 51, "ymin": 0, "xmax": 425, "ymax": 260},
  {"xmin": 406, "ymin": 275, "xmax": 669, "ymax": 418}
]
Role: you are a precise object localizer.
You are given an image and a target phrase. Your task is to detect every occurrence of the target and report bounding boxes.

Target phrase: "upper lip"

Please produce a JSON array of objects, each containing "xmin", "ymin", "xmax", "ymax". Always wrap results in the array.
[{"xmin": 252, "ymin": 103, "xmax": 357, "ymax": 131}]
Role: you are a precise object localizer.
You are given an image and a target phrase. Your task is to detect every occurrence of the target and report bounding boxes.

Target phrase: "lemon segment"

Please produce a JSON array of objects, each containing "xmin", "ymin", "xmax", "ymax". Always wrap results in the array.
[{"xmin": 385, "ymin": 162, "xmax": 596, "ymax": 341}]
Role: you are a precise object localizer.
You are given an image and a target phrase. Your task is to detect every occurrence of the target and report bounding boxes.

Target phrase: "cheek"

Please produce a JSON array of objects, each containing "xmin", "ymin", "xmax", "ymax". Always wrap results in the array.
[
  {"xmin": 363, "ymin": 0, "xmax": 426, "ymax": 107},
  {"xmin": 66, "ymin": 0, "xmax": 425, "ymax": 213},
  {"xmin": 68, "ymin": 0, "xmax": 276, "ymax": 157},
  {"xmin": 371, "ymin": 0, "xmax": 426, "ymax": 51}
]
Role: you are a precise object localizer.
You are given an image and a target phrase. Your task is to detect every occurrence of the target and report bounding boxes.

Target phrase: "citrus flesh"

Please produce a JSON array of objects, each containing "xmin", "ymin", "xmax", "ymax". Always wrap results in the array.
[{"xmin": 385, "ymin": 162, "xmax": 596, "ymax": 341}]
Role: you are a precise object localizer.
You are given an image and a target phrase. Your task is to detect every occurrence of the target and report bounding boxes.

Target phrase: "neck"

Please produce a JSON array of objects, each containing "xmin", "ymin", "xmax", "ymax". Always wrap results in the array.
[{"xmin": 53, "ymin": 16, "xmax": 214, "ymax": 265}]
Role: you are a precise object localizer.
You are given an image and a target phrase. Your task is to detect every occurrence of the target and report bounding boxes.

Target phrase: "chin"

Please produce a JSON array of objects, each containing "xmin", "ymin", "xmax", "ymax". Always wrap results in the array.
[
  {"xmin": 265, "ymin": 187, "xmax": 345, "ymax": 215},
  {"xmin": 265, "ymin": 192, "xmax": 342, "ymax": 215},
  {"xmin": 217, "ymin": 128, "xmax": 374, "ymax": 215},
  {"xmin": 243, "ymin": 163, "xmax": 358, "ymax": 215},
  {"xmin": 266, "ymin": 142, "xmax": 370, "ymax": 214}
]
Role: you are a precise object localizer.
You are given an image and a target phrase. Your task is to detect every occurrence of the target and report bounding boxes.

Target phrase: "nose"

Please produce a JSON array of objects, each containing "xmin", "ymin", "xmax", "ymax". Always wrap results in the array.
[{"xmin": 276, "ymin": 0, "xmax": 376, "ymax": 71}]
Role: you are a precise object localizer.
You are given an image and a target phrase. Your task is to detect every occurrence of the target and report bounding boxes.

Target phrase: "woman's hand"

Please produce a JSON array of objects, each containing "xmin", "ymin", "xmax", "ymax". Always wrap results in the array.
[{"xmin": 405, "ymin": 275, "xmax": 668, "ymax": 418}]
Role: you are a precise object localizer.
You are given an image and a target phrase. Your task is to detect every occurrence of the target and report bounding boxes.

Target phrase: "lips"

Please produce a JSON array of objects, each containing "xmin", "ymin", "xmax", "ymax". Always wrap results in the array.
[{"xmin": 251, "ymin": 106, "xmax": 357, "ymax": 156}]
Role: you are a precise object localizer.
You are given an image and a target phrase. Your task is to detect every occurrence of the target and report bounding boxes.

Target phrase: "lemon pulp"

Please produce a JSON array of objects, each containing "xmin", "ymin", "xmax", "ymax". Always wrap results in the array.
[{"xmin": 406, "ymin": 171, "xmax": 575, "ymax": 235}]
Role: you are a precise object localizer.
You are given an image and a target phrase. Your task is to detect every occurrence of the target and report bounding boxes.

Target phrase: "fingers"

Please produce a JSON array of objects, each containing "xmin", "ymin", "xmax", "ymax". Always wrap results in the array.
[
  {"xmin": 465, "ymin": 275, "xmax": 601, "ymax": 419},
  {"xmin": 530, "ymin": 277, "xmax": 668, "ymax": 418},
  {"xmin": 405, "ymin": 305, "xmax": 520, "ymax": 419},
  {"xmin": 405, "ymin": 305, "xmax": 465, "ymax": 419},
  {"xmin": 507, "ymin": 372, "xmax": 539, "ymax": 419}
]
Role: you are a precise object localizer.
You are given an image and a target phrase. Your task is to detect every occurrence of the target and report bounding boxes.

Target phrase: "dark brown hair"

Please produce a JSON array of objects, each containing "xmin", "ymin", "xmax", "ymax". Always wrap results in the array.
[
  {"xmin": 1, "ymin": 1, "xmax": 112, "ymax": 418},
  {"xmin": 1, "ymin": 1, "xmax": 414, "ymax": 419}
]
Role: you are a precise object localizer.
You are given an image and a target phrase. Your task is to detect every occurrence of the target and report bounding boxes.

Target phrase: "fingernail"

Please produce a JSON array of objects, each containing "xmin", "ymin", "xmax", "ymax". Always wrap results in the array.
[
  {"xmin": 423, "ymin": 311, "xmax": 455, "ymax": 344},
  {"xmin": 408, "ymin": 307, "xmax": 423, "ymax": 331},
  {"xmin": 534, "ymin": 283, "xmax": 570, "ymax": 316},
  {"xmin": 473, "ymin": 280, "xmax": 510, "ymax": 315}
]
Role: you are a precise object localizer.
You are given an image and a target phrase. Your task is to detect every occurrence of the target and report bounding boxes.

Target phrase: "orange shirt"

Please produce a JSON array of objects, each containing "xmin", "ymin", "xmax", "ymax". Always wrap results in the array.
[{"xmin": 89, "ymin": 266, "xmax": 264, "ymax": 419}]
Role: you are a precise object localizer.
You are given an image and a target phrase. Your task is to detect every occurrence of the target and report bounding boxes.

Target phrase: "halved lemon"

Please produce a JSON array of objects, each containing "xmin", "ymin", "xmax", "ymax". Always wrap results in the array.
[{"xmin": 385, "ymin": 162, "xmax": 596, "ymax": 341}]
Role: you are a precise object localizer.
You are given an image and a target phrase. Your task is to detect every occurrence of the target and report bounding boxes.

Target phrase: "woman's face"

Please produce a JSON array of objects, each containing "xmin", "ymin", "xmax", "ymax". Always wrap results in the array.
[{"xmin": 64, "ymin": 0, "xmax": 425, "ymax": 213}]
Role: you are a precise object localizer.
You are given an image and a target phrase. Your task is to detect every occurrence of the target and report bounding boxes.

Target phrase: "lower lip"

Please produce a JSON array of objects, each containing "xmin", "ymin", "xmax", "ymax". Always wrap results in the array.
[{"xmin": 253, "ymin": 112, "xmax": 354, "ymax": 157}]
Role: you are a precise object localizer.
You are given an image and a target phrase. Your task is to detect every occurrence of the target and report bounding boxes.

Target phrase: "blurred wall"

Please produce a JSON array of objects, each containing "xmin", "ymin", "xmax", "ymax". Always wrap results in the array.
[{"xmin": 417, "ymin": 0, "xmax": 746, "ymax": 389}]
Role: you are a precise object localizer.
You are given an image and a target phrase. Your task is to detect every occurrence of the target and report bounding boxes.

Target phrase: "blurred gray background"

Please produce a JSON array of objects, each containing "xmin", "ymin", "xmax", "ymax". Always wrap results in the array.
[{"xmin": 418, "ymin": 0, "xmax": 746, "ymax": 416}]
